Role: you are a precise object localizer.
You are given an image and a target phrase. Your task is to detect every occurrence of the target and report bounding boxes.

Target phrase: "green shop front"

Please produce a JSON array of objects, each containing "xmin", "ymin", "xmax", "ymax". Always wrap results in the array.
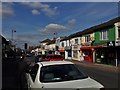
[{"xmin": 94, "ymin": 41, "xmax": 119, "ymax": 66}]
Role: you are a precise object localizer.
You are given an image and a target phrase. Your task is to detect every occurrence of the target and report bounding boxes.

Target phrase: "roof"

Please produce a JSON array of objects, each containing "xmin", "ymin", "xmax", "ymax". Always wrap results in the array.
[
  {"xmin": 1, "ymin": 35, "xmax": 9, "ymax": 45},
  {"xmin": 38, "ymin": 61, "xmax": 73, "ymax": 66},
  {"xmin": 46, "ymin": 39, "xmax": 56, "ymax": 45},
  {"xmin": 40, "ymin": 39, "xmax": 51, "ymax": 43},
  {"xmin": 60, "ymin": 36, "xmax": 70, "ymax": 41},
  {"xmin": 68, "ymin": 16, "xmax": 120, "ymax": 38}
]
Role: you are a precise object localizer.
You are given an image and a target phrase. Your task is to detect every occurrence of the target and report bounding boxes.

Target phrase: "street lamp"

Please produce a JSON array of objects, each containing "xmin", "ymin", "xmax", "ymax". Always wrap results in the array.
[{"xmin": 11, "ymin": 29, "xmax": 16, "ymax": 50}]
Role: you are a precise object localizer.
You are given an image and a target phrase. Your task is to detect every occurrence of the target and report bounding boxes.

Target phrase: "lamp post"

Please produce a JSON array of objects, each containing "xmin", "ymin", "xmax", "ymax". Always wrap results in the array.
[
  {"xmin": 54, "ymin": 32, "xmax": 58, "ymax": 54},
  {"xmin": 11, "ymin": 29, "xmax": 16, "ymax": 50}
]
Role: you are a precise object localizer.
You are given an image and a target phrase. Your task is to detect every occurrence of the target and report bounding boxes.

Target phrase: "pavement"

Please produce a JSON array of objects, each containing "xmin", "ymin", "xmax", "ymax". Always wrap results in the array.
[
  {"xmin": 2, "ymin": 58, "xmax": 28, "ymax": 89},
  {"xmin": 65, "ymin": 59, "xmax": 119, "ymax": 73}
]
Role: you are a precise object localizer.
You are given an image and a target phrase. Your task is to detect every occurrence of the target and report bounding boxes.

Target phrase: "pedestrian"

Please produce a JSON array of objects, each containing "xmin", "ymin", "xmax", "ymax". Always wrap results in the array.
[{"xmin": 79, "ymin": 51, "xmax": 84, "ymax": 62}]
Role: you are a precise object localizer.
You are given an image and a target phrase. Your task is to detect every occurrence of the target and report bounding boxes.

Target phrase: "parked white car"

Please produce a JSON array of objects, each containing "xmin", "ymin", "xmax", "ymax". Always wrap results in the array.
[{"xmin": 26, "ymin": 61, "xmax": 104, "ymax": 89}]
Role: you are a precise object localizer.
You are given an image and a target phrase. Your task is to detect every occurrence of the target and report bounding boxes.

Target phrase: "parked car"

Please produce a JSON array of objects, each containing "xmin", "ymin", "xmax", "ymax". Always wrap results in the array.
[
  {"xmin": 26, "ymin": 61, "xmax": 104, "ymax": 89},
  {"xmin": 44, "ymin": 54, "xmax": 64, "ymax": 61},
  {"xmin": 35, "ymin": 54, "xmax": 47, "ymax": 62},
  {"xmin": 26, "ymin": 53, "xmax": 33, "ymax": 57}
]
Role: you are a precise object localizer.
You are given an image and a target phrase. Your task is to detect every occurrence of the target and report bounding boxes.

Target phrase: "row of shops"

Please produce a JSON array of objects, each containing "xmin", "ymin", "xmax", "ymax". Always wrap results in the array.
[
  {"xmin": 38, "ymin": 17, "xmax": 120, "ymax": 67},
  {"xmin": 36, "ymin": 40, "xmax": 120, "ymax": 67},
  {"xmin": 59, "ymin": 41, "xmax": 120, "ymax": 67}
]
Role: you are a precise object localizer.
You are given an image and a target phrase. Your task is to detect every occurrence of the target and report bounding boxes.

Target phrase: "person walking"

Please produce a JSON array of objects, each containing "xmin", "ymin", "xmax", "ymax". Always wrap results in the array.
[{"xmin": 79, "ymin": 51, "xmax": 84, "ymax": 62}]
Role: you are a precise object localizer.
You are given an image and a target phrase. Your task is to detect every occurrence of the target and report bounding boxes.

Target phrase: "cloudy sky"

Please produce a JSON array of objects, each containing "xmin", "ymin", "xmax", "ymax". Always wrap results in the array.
[{"xmin": 1, "ymin": 2, "xmax": 119, "ymax": 49}]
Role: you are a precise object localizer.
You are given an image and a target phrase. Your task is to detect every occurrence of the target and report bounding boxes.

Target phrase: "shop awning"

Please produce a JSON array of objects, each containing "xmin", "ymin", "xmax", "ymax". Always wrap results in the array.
[
  {"xmin": 80, "ymin": 46, "xmax": 103, "ymax": 50},
  {"xmin": 81, "ymin": 47, "xmax": 94, "ymax": 50},
  {"xmin": 59, "ymin": 50, "xmax": 65, "ymax": 52}
]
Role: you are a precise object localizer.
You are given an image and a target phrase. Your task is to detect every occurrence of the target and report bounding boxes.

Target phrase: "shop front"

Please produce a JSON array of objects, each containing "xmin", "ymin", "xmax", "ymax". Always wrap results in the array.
[
  {"xmin": 64, "ymin": 46, "xmax": 72, "ymax": 60},
  {"xmin": 59, "ymin": 49, "xmax": 65, "ymax": 59},
  {"xmin": 95, "ymin": 41, "xmax": 119, "ymax": 66},
  {"xmin": 104, "ymin": 41, "xmax": 117, "ymax": 66},
  {"xmin": 80, "ymin": 47, "xmax": 94, "ymax": 63},
  {"xmin": 48, "ymin": 49, "xmax": 55, "ymax": 54},
  {"xmin": 72, "ymin": 45, "xmax": 80, "ymax": 61},
  {"xmin": 94, "ymin": 46, "xmax": 105, "ymax": 64},
  {"xmin": 115, "ymin": 40, "xmax": 120, "ymax": 66}
]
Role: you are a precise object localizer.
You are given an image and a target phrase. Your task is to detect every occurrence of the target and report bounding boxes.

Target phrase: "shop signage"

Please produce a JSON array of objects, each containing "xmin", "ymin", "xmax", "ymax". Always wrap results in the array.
[
  {"xmin": 107, "ymin": 41, "xmax": 115, "ymax": 47},
  {"xmin": 72, "ymin": 45, "xmax": 81, "ymax": 50},
  {"xmin": 81, "ymin": 42, "xmax": 91, "ymax": 46},
  {"xmin": 64, "ymin": 46, "xmax": 71, "ymax": 50}
]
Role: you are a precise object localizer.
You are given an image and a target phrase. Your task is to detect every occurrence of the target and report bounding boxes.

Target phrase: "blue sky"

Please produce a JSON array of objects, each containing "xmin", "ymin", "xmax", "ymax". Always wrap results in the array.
[{"xmin": 1, "ymin": 2, "xmax": 119, "ymax": 49}]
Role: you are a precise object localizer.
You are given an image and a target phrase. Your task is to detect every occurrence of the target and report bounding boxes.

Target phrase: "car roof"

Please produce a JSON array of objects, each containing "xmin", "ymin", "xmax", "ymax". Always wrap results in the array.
[{"xmin": 37, "ymin": 61, "xmax": 74, "ymax": 66}]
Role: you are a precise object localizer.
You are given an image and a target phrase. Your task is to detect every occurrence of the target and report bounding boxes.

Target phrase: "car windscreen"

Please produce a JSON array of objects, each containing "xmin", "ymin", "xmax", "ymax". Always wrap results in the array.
[{"xmin": 40, "ymin": 64, "xmax": 88, "ymax": 83}]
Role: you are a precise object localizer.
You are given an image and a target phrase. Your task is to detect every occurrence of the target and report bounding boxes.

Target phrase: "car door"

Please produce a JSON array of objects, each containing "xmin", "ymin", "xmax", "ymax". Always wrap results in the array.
[{"xmin": 28, "ymin": 64, "xmax": 39, "ymax": 88}]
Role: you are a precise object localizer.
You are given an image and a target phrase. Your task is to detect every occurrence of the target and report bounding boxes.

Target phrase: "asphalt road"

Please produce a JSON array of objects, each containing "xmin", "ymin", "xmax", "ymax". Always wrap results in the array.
[
  {"xmin": 2, "ymin": 56, "xmax": 119, "ymax": 90},
  {"xmin": 75, "ymin": 63, "xmax": 119, "ymax": 89}
]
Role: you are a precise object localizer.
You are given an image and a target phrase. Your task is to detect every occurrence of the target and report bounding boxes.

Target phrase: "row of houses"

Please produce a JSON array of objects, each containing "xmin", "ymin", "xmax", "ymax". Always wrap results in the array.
[{"xmin": 37, "ymin": 17, "xmax": 120, "ymax": 66}]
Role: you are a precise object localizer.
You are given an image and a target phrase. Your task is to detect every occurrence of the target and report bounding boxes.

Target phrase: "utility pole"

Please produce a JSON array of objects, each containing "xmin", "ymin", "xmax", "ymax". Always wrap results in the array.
[
  {"xmin": 11, "ymin": 29, "xmax": 16, "ymax": 50},
  {"xmin": 12, "ymin": 29, "xmax": 16, "ymax": 43}
]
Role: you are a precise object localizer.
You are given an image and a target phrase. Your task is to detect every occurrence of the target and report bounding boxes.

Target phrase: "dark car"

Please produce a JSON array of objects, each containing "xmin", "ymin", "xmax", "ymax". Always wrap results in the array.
[
  {"xmin": 26, "ymin": 53, "xmax": 33, "ymax": 57},
  {"xmin": 35, "ymin": 54, "xmax": 47, "ymax": 62},
  {"xmin": 44, "ymin": 54, "xmax": 64, "ymax": 61}
]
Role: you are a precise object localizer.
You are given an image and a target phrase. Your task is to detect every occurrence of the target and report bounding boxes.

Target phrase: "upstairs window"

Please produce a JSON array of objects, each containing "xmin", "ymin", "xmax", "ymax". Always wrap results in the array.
[
  {"xmin": 100, "ymin": 30, "xmax": 108, "ymax": 40},
  {"xmin": 85, "ymin": 35, "xmax": 90, "ymax": 42},
  {"xmin": 61, "ymin": 42, "xmax": 64, "ymax": 47},
  {"xmin": 75, "ymin": 39, "xmax": 78, "ymax": 44}
]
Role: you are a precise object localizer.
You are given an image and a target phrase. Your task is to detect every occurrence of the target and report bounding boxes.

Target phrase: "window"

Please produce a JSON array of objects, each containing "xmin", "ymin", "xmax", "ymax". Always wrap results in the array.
[
  {"xmin": 100, "ymin": 30, "xmax": 108, "ymax": 40},
  {"xmin": 68, "ymin": 50, "xmax": 71, "ymax": 57},
  {"xmin": 118, "ymin": 27, "xmax": 120, "ymax": 38},
  {"xmin": 75, "ymin": 39, "xmax": 78, "ymax": 44},
  {"xmin": 30, "ymin": 64, "xmax": 39, "ymax": 82},
  {"xmin": 73, "ymin": 50, "xmax": 78, "ymax": 58},
  {"xmin": 40, "ymin": 64, "xmax": 88, "ymax": 83},
  {"xmin": 85, "ymin": 35, "xmax": 90, "ymax": 42},
  {"xmin": 61, "ymin": 42, "xmax": 64, "ymax": 47}
]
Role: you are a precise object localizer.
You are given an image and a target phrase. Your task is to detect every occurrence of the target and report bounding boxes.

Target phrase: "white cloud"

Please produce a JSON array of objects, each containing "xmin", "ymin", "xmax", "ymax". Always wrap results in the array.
[
  {"xmin": 21, "ymin": 2, "xmax": 49, "ymax": 9},
  {"xmin": 21, "ymin": 2, "xmax": 58, "ymax": 17},
  {"xmin": 1, "ymin": 2, "xmax": 15, "ymax": 19},
  {"xmin": 68, "ymin": 19, "xmax": 76, "ymax": 25},
  {"xmin": 42, "ymin": 7, "xmax": 57, "ymax": 17},
  {"xmin": 32, "ymin": 9, "xmax": 40, "ymax": 15},
  {"xmin": 40, "ymin": 23, "xmax": 69, "ymax": 34}
]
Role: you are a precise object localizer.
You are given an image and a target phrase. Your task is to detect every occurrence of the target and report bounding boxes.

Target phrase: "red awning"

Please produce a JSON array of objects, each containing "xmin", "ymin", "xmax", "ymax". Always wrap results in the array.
[
  {"xmin": 94, "ymin": 46, "xmax": 103, "ymax": 49},
  {"xmin": 80, "ymin": 47, "xmax": 94, "ymax": 50},
  {"xmin": 59, "ymin": 50, "xmax": 65, "ymax": 52},
  {"xmin": 80, "ymin": 46, "xmax": 103, "ymax": 50}
]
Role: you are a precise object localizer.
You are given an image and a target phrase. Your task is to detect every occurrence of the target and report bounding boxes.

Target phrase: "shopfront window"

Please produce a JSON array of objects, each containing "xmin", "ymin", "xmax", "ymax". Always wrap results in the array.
[
  {"xmin": 82, "ymin": 51, "xmax": 89, "ymax": 56},
  {"xmin": 73, "ymin": 50, "xmax": 78, "ymax": 58},
  {"xmin": 68, "ymin": 50, "xmax": 71, "ymax": 57}
]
